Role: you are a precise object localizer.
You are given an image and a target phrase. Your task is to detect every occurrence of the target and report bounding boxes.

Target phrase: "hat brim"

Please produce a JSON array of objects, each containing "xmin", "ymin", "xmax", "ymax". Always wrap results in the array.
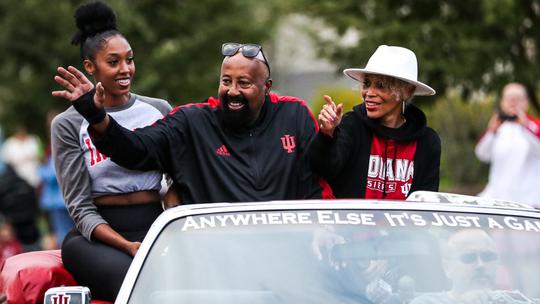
[{"xmin": 343, "ymin": 68, "xmax": 436, "ymax": 96}]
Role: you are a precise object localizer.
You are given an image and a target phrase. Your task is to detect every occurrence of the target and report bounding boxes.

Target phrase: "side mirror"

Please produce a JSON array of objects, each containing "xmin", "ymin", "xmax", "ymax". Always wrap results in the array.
[{"xmin": 44, "ymin": 286, "xmax": 91, "ymax": 304}]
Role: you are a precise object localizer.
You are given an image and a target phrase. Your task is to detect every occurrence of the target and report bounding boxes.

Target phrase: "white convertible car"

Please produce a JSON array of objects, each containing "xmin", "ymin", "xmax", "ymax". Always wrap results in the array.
[{"xmin": 37, "ymin": 192, "xmax": 540, "ymax": 303}]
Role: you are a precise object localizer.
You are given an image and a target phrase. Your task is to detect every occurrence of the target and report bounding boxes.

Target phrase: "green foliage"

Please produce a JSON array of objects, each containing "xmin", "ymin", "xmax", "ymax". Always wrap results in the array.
[
  {"xmin": 0, "ymin": 0, "xmax": 282, "ymax": 139},
  {"xmin": 0, "ymin": 0, "xmax": 78, "ymax": 138},
  {"xmin": 285, "ymin": 0, "xmax": 540, "ymax": 107},
  {"xmin": 309, "ymin": 85, "xmax": 360, "ymax": 116},
  {"xmin": 425, "ymin": 93, "xmax": 494, "ymax": 193},
  {"xmin": 281, "ymin": 0, "xmax": 540, "ymax": 193}
]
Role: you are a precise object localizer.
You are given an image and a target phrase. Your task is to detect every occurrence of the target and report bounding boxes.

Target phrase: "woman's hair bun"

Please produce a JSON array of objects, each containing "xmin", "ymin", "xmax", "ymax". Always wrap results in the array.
[{"xmin": 72, "ymin": 1, "xmax": 118, "ymax": 46}]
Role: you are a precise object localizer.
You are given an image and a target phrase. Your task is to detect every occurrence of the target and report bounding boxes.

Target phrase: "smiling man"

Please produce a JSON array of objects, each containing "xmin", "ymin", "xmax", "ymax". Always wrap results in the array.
[
  {"xmin": 219, "ymin": 43, "xmax": 271, "ymax": 129},
  {"xmin": 53, "ymin": 42, "xmax": 329, "ymax": 203}
]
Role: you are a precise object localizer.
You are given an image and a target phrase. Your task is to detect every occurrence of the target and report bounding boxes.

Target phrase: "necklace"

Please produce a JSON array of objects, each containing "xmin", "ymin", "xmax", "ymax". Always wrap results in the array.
[{"xmin": 397, "ymin": 116, "xmax": 407, "ymax": 128}]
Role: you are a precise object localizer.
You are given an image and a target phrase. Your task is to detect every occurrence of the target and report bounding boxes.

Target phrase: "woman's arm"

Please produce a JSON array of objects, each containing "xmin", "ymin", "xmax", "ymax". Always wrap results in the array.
[
  {"xmin": 92, "ymin": 224, "xmax": 140, "ymax": 256},
  {"xmin": 52, "ymin": 111, "xmax": 106, "ymax": 241},
  {"xmin": 309, "ymin": 104, "xmax": 355, "ymax": 180},
  {"xmin": 52, "ymin": 113, "xmax": 142, "ymax": 256}
]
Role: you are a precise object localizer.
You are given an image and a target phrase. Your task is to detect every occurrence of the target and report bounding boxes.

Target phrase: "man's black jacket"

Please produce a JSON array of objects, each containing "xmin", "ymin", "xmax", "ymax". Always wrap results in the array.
[{"xmin": 92, "ymin": 93, "xmax": 326, "ymax": 203}]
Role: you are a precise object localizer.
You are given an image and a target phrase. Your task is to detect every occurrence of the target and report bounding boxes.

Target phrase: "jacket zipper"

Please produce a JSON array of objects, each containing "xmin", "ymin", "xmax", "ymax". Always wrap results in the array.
[{"xmin": 250, "ymin": 132, "xmax": 262, "ymax": 188}]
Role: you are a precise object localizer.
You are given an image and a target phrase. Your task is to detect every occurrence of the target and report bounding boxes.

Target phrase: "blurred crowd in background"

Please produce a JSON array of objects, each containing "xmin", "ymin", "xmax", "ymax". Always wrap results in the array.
[{"xmin": 0, "ymin": 111, "xmax": 73, "ymax": 265}]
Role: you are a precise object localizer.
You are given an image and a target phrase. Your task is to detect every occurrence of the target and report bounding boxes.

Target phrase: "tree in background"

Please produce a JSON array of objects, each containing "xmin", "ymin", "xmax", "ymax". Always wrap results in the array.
[
  {"xmin": 284, "ymin": 0, "xmax": 539, "ymax": 192},
  {"xmin": 424, "ymin": 93, "xmax": 493, "ymax": 193},
  {"xmin": 0, "ymin": 0, "xmax": 281, "ymax": 138},
  {"xmin": 2, "ymin": 0, "xmax": 538, "ymax": 192},
  {"xmin": 285, "ymin": 0, "xmax": 540, "ymax": 109}
]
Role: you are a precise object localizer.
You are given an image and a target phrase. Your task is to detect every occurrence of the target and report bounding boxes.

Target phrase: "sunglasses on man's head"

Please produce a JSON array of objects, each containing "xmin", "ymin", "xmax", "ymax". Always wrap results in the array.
[
  {"xmin": 221, "ymin": 42, "xmax": 271, "ymax": 76},
  {"xmin": 459, "ymin": 251, "xmax": 498, "ymax": 264}
]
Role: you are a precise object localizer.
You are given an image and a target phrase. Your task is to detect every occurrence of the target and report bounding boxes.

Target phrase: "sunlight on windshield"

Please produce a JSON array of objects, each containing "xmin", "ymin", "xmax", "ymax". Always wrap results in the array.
[{"xmin": 129, "ymin": 210, "xmax": 540, "ymax": 304}]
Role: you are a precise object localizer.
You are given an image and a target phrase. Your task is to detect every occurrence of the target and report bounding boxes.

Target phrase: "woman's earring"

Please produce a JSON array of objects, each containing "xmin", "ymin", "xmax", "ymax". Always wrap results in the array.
[{"xmin": 402, "ymin": 101, "xmax": 406, "ymax": 115}]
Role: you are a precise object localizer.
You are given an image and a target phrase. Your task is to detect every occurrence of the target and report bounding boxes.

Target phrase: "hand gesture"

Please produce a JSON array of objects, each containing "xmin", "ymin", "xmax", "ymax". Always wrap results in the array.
[
  {"xmin": 93, "ymin": 82, "xmax": 106, "ymax": 108},
  {"xmin": 52, "ymin": 66, "xmax": 95, "ymax": 101},
  {"xmin": 365, "ymin": 259, "xmax": 389, "ymax": 282},
  {"xmin": 487, "ymin": 113, "xmax": 502, "ymax": 133},
  {"xmin": 319, "ymin": 95, "xmax": 343, "ymax": 137},
  {"xmin": 52, "ymin": 66, "xmax": 108, "ymax": 128},
  {"xmin": 516, "ymin": 109, "xmax": 529, "ymax": 128},
  {"xmin": 311, "ymin": 225, "xmax": 345, "ymax": 270}
]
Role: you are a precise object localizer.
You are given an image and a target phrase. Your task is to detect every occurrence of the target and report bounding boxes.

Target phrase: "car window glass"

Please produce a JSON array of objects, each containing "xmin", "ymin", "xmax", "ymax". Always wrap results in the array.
[{"xmin": 128, "ymin": 209, "xmax": 540, "ymax": 304}]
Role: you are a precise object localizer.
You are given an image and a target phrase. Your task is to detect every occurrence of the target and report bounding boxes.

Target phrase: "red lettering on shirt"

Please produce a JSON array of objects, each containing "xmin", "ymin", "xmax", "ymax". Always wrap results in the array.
[
  {"xmin": 84, "ymin": 137, "xmax": 107, "ymax": 166},
  {"xmin": 365, "ymin": 136, "xmax": 417, "ymax": 199}
]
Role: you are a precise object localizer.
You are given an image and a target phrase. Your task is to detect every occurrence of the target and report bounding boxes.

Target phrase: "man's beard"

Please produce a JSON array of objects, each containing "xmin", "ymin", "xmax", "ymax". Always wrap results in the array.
[
  {"xmin": 469, "ymin": 270, "xmax": 494, "ymax": 288},
  {"xmin": 220, "ymin": 94, "xmax": 257, "ymax": 130}
]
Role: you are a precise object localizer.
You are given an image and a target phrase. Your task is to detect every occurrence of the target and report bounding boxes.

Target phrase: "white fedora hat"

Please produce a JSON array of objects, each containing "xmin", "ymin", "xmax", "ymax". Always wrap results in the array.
[{"xmin": 343, "ymin": 45, "xmax": 435, "ymax": 96}]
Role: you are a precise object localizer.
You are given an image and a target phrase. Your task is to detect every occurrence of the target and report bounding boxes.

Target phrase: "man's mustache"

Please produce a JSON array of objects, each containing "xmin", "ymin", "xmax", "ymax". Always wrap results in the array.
[
  {"xmin": 222, "ymin": 94, "xmax": 248, "ymax": 105},
  {"xmin": 471, "ymin": 271, "xmax": 494, "ymax": 284}
]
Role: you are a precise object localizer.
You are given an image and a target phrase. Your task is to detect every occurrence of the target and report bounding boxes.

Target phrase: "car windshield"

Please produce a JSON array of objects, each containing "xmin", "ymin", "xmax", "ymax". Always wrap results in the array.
[{"xmin": 128, "ymin": 208, "xmax": 540, "ymax": 304}]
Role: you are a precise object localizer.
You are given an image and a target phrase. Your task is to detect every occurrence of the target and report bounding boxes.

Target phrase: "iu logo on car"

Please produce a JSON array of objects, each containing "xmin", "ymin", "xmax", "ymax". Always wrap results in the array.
[{"xmin": 51, "ymin": 293, "xmax": 71, "ymax": 304}]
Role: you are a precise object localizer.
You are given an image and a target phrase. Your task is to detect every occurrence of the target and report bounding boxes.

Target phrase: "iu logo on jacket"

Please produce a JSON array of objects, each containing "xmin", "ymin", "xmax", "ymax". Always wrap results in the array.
[
  {"xmin": 280, "ymin": 134, "xmax": 296, "ymax": 153},
  {"xmin": 365, "ymin": 136, "xmax": 417, "ymax": 199}
]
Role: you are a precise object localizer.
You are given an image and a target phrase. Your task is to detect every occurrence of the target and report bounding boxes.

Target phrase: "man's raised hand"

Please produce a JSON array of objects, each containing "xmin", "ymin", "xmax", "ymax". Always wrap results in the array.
[
  {"xmin": 94, "ymin": 82, "xmax": 106, "ymax": 107},
  {"xmin": 52, "ymin": 66, "xmax": 109, "ymax": 129},
  {"xmin": 319, "ymin": 95, "xmax": 343, "ymax": 137},
  {"xmin": 52, "ymin": 66, "xmax": 94, "ymax": 101}
]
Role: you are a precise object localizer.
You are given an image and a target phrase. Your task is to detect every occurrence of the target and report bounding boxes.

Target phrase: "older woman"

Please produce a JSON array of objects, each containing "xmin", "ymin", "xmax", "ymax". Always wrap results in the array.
[{"xmin": 309, "ymin": 45, "xmax": 440, "ymax": 199}]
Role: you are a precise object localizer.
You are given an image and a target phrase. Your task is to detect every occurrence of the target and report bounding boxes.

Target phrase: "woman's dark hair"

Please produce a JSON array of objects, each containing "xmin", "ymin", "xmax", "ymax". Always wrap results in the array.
[{"xmin": 71, "ymin": 1, "xmax": 124, "ymax": 60}]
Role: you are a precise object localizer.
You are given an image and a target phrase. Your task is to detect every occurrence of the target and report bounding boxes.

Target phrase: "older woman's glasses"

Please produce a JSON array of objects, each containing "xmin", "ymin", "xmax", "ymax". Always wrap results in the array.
[
  {"xmin": 222, "ymin": 42, "xmax": 271, "ymax": 76},
  {"xmin": 459, "ymin": 251, "xmax": 498, "ymax": 264}
]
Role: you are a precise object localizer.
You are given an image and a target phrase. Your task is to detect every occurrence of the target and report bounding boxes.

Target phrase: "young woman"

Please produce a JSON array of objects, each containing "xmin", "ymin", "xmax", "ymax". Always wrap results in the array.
[
  {"xmin": 51, "ymin": 1, "xmax": 171, "ymax": 300},
  {"xmin": 309, "ymin": 45, "xmax": 441, "ymax": 199}
]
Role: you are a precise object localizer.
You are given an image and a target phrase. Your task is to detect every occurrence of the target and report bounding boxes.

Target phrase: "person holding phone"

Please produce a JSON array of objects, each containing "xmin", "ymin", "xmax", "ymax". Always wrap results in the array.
[{"xmin": 475, "ymin": 83, "xmax": 540, "ymax": 207}]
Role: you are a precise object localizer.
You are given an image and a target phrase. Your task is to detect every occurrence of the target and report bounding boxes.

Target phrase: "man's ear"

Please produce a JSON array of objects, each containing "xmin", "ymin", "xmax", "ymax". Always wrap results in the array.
[
  {"xmin": 265, "ymin": 79, "xmax": 273, "ymax": 95},
  {"xmin": 83, "ymin": 59, "xmax": 95, "ymax": 76}
]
